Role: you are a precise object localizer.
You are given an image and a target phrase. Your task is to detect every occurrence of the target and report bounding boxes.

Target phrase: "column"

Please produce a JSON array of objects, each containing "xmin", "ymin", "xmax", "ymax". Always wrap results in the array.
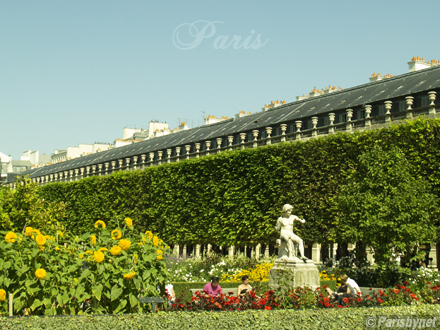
[
  {"xmin": 118, "ymin": 159, "xmax": 123, "ymax": 169},
  {"xmin": 80, "ymin": 167, "xmax": 85, "ymax": 179},
  {"xmin": 86, "ymin": 166, "xmax": 90, "ymax": 177},
  {"xmin": 346, "ymin": 109, "xmax": 353, "ymax": 131},
  {"xmin": 312, "ymin": 116, "xmax": 318, "ymax": 137},
  {"xmin": 205, "ymin": 141, "xmax": 211, "ymax": 156},
  {"xmin": 175, "ymin": 147, "xmax": 181, "ymax": 162},
  {"xmin": 312, "ymin": 243, "xmax": 321, "ymax": 264},
  {"xmin": 228, "ymin": 136, "xmax": 234, "ymax": 151},
  {"xmin": 405, "ymin": 96, "xmax": 414, "ymax": 119},
  {"xmin": 280, "ymin": 124, "xmax": 287, "ymax": 142},
  {"xmin": 182, "ymin": 244, "xmax": 187, "ymax": 258},
  {"xmin": 125, "ymin": 158, "xmax": 130, "ymax": 170},
  {"xmin": 295, "ymin": 120, "xmax": 302, "ymax": 140},
  {"xmin": 185, "ymin": 145, "xmax": 191, "ymax": 160},
  {"xmin": 173, "ymin": 244, "xmax": 180, "ymax": 256},
  {"xmin": 157, "ymin": 151, "xmax": 163, "ymax": 165},
  {"xmin": 141, "ymin": 154, "xmax": 146, "ymax": 169},
  {"xmin": 228, "ymin": 246, "xmax": 235, "ymax": 258},
  {"xmin": 329, "ymin": 113, "xmax": 335, "ymax": 134},
  {"xmin": 69, "ymin": 170, "xmax": 74, "ymax": 182},
  {"xmin": 149, "ymin": 152, "xmax": 155, "ymax": 166},
  {"xmin": 133, "ymin": 156, "xmax": 138, "ymax": 170},
  {"xmin": 49, "ymin": 174, "xmax": 53, "ymax": 182},
  {"xmin": 74, "ymin": 169, "xmax": 79, "ymax": 181},
  {"xmin": 195, "ymin": 143, "xmax": 200, "ymax": 157},
  {"xmin": 111, "ymin": 161, "xmax": 116, "ymax": 172},
  {"xmin": 104, "ymin": 163, "xmax": 109, "ymax": 175},
  {"xmin": 365, "ymin": 105, "xmax": 372, "ymax": 128},
  {"xmin": 97, "ymin": 164, "xmax": 103, "ymax": 176},
  {"xmin": 240, "ymin": 133, "xmax": 246, "ymax": 149},
  {"xmin": 264, "ymin": 245, "xmax": 270, "ymax": 257},
  {"xmin": 384, "ymin": 101, "xmax": 392, "ymax": 123},
  {"xmin": 428, "ymin": 91, "xmax": 437, "ymax": 115},
  {"xmin": 252, "ymin": 130, "xmax": 259, "ymax": 148},
  {"xmin": 167, "ymin": 149, "xmax": 172, "ymax": 163},
  {"xmin": 216, "ymin": 138, "xmax": 222, "ymax": 154},
  {"xmin": 255, "ymin": 243, "xmax": 261, "ymax": 258},
  {"xmin": 266, "ymin": 127, "xmax": 272, "ymax": 145},
  {"xmin": 195, "ymin": 244, "xmax": 201, "ymax": 258}
]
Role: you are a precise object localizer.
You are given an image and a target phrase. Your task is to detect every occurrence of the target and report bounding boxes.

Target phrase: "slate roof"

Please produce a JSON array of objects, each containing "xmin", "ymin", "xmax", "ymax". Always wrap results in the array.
[{"xmin": 20, "ymin": 65, "xmax": 440, "ymax": 179}]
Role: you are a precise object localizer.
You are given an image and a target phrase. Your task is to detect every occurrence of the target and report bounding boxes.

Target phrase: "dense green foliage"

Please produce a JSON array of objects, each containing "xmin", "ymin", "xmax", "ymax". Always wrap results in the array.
[
  {"xmin": 335, "ymin": 144, "xmax": 439, "ymax": 266},
  {"xmin": 27, "ymin": 118, "xmax": 440, "ymax": 247},
  {"xmin": 1, "ymin": 305, "xmax": 440, "ymax": 330}
]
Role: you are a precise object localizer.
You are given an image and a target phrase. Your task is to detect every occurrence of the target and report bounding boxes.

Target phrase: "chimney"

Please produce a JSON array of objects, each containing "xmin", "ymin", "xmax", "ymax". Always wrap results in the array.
[
  {"xmin": 369, "ymin": 73, "xmax": 383, "ymax": 82},
  {"xmin": 408, "ymin": 56, "xmax": 431, "ymax": 72}
]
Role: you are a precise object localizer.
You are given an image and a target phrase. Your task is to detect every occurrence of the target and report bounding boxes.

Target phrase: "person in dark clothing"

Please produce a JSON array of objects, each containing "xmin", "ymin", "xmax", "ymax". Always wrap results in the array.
[{"xmin": 325, "ymin": 274, "xmax": 355, "ymax": 305}]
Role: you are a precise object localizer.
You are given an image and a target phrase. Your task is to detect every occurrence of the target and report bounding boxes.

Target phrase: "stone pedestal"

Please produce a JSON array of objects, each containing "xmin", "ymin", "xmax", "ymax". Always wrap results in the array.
[{"xmin": 268, "ymin": 257, "xmax": 320, "ymax": 290}]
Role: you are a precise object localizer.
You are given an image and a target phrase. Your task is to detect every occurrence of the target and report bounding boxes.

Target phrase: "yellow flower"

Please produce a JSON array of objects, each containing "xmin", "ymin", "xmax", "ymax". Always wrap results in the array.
[
  {"xmin": 99, "ymin": 247, "xmax": 108, "ymax": 252},
  {"xmin": 58, "ymin": 231, "xmax": 64, "ymax": 238},
  {"xmin": 74, "ymin": 278, "xmax": 78, "ymax": 283},
  {"xmin": 158, "ymin": 238, "xmax": 163, "ymax": 247},
  {"xmin": 110, "ymin": 246, "xmax": 122, "ymax": 256},
  {"xmin": 118, "ymin": 239, "xmax": 131, "ymax": 251},
  {"xmin": 94, "ymin": 251, "xmax": 105, "ymax": 263},
  {"xmin": 125, "ymin": 217, "xmax": 133, "ymax": 227},
  {"xmin": 152, "ymin": 236, "xmax": 159, "ymax": 247},
  {"xmin": 94, "ymin": 220, "xmax": 106, "ymax": 229},
  {"xmin": 39, "ymin": 246, "xmax": 45, "ymax": 251},
  {"xmin": 123, "ymin": 271, "xmax": 136, "ymax": 280},
  {"xmin": 55, "ymin": 246, "xmax": 60, "ymax": 251},
  {"xmin": 79, "ymin": 253, "xmax": 84, "ymax": 259},
  {"xmin": 35, "ymin": 268, "xmax": 47, "ymax": 280},
  {"xmin": 25, "ymin": 227, "xmax": 33, "ymax": 237},
  {"xmin": 0, "ymin": 289, "xmax": 5, "ymax": 302},
  {"xmin": 31, "ymin": 229, "xmax": 41, "ymax": 236},
  {"xmin": 111, "ymin": 229, "xmax": 122, "ymax": 240},
  {"xmin": 90, "ymin": 235, "xmax": 97, "ymax": 245},
  {"xmin": 5, "ymin": 232, "xmax": 17, "ymax": 243},
  {"xmin": 85, "ymin": 250, "xmax": 93, "ymax": 255},
  {"xmin": 156, "ymin": 249, "xmax": 163, "ymax": 261},
  {"xmin": 145, "ymin": 231, "xmax": 153, "ymax": 240},
  {"xmin": 35, "ymin": 234, "xmax": 46, "ymax": 246},
  {"xmin": 133, "ymin": 254, "xmax": 138, "ymax": 264}
]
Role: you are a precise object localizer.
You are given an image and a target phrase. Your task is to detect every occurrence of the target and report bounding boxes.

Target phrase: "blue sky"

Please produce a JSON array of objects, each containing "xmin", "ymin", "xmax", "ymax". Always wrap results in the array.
[{"xmin": 1, "ymin": 0, "xmax": 440, "ymax": 159}]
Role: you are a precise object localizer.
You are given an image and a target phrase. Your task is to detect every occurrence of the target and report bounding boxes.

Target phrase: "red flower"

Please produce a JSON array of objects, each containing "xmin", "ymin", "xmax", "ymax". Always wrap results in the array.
[
  {"xmin": 377, "ymin": 298, "xmax": 383, "ymax": 304},
  {"xmin": 324, "ymin": 302, "xmax": 330, "ymax": 308},
  {"xmin": 357, "ymin": 298, "xmax": 362, "ymax": 302},
  {"xmin": 264, "ymin": 306, "xmax": 271, "ymax": 310},
  {"xmin": 343, "ymin": 297, "xmax": 349, "ymax": 304},
  {"xmin": 323, "ymin": 285, "xmax": 328, "ymax": 289}
]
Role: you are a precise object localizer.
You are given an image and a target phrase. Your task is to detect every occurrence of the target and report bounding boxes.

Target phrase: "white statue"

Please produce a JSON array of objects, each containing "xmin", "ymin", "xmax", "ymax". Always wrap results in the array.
[{"xmin": 276, "ymin": 204, "xmax": 308, "ymax": 260}]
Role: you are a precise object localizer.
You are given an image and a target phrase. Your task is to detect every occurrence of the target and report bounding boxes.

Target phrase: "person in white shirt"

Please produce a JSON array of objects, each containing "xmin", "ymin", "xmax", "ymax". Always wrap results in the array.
[{"xmin": 344, "ymin": 275, "xmax": 361, "ymax": 296}]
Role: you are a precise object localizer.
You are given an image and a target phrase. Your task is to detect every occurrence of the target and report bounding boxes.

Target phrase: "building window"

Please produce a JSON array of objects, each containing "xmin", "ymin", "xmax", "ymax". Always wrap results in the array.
[
  {"xmin": 339, "ymin": 114, "xmax": 346, "ymax": 123},
  {"xmin": 399, "ymin": 101, "xmax": 406, "ymax": 112},
  {"xmin": 378, "ymin": 105, "xmax": 385, "ymax": 115},
  {"xmin": 323, "ymin": 117, "xmax": 330, "ymax": 126},
  {"xmin": 421, "ymin": 96, "xmax": 429, "ymax": 107},
  {"xmin": 358, "ymin": 110, "xmax": 366, "ymax": 119}
]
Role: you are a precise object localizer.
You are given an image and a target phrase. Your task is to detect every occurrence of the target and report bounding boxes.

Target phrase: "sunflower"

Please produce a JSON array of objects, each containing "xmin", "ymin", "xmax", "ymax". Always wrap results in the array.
[
  {"xmin": 111, "ymin": 229, "xmax": 122, "ymax": 240},
  {"xmin": 5, "ymin": 232, "xmax": 17, "ymax": 243},
  {"xmin": 145, "ymin": 231, "xmax": 153, "ymax": 240},
  {"xmin": 125, "ymin": 218, "xmax": 133, "ymax": 227},
  {"xmin": 90, "ymin": 235, "xmax": 97, "ymax": 245},
  {"xmin": 39, "ymin": 246, "xmax": 45, "ymax": 251},
  {"xmin": 156, "ymin": 249, "xmax": 163, "ymax": 261},
  {"xmin": 94, "ymin": 251, "xmax": 105, "ymax": 263},
  {"xmin": 55, "ymin": 246, "xmax": 60, "ymax": 251},
  {"xmin": 25, "ymin": 227, "xmax": 33, "ymax": 237},
  {"xmin": 0, "ymin": 289, "xmax": 5, "ymax": 302},
  {"xmin": 118, "ymin": 239, "xmax": 131, "ymax": 251},
  {"xmin": 110, "ymin": 246, "xmax": 122, "ymax": 256},
  {"xmin": 133, "ymin": 254, "xmax": 138, "ymax": 264},
  {"xmin": 123, "ymin": 271, "xmax": 136, "ymax": 280},
  {"xmin": 79, "ymin": 253, "xmax": 84, "ymax": 259},
  {"xmin": 85, "ymin": 250, "xmax": 93, "ymax": 255},
  {"xmin": 35, "ymin": 234, "xmax": 46, "ymax": 246},
  {"xmin": 153, "ymin": 236, "xmax": 159, "ymax": 247},
  {"xmin": 99, "ymin": 247, "xmax": 108, "ymax": 252},
  {"xmin": 94, "ymin": 220, "xmax": 106, "ymax": 229},
  {"xmin": 35, "ymin": 268, "xmax": 47, "ymax": 280}
]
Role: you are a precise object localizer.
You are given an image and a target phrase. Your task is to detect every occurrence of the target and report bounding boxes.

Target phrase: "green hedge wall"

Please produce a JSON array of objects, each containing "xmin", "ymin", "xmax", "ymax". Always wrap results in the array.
[
  {"xmin": 1, "ymin": 305, "xmax": 440, "ymax": 330},
  {"xmin": 38, "ymin": 118, "xmax": 440, "ymax": 246}
]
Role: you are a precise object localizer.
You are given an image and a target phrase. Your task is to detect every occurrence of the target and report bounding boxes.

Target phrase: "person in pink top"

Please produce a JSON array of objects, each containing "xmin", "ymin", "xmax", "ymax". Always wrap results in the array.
[{"xmin": 203, "ymin": 276, "xmax": 223, "ymax": 297}]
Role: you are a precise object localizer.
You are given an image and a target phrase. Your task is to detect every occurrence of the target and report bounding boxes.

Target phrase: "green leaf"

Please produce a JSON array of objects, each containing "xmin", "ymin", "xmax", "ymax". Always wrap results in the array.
[
  {"xmin": 92, "ymin": 283, "xmax": 103, "ymax": 301},
  {"xmin": 110, "ymin": 284, "xmax": 123, "ymax": 301}
]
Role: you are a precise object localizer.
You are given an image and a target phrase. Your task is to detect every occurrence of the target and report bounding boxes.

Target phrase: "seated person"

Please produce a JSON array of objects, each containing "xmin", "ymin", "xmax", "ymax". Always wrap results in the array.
[
  {"xmin": 325, "ymin": 274, "xmax": 355, "ymax": 305},
  {"xmin": 203, "ymin": 276, "xmax": 223, "ymax": 297},
  {"xmin": 345, "ymin": 275, "xmax": 361, "ymax": 296},
  {"xmin": 237, "ymin": 275, "xmax": 252, "ymax": 297}
]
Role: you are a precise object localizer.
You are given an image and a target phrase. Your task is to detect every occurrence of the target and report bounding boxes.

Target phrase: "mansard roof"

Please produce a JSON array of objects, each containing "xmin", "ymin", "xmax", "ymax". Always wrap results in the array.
[{"xmin": 22, "ymin": 65, "xmax": 440, "ymax": 179}]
